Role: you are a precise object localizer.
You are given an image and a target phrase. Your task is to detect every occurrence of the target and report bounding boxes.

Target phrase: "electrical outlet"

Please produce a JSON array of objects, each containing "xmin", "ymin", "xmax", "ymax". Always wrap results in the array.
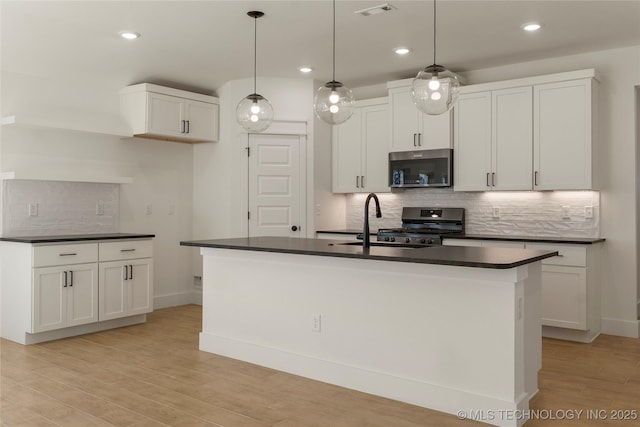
[
  {"xmin": 315, "ymin": 204, "xmax": 321, "ymax": 216},
  {"xmin": 96, "ymin": 202, "xmax": 104, "ymax": 216},
  {"xmin": 145, "ymin": 204, "xmax": 152, "ymax": 215},
  {"xmin": 312, "ymin": 315, "xmax": 321, "ymax": 333},
  {"xmin": 28, "ymin": 203, "xmax": 38, "ymax": 217},
  {"xmin": 562, "ymin": 206, "xmax": 571, "ymax": 219},
  {"xmin": 585, "ymin": 206, "xmax": 593, "ymax": 219},
  {"xmin": 492, "ymin": 207, "xmax": 500, "ymax": 218}
]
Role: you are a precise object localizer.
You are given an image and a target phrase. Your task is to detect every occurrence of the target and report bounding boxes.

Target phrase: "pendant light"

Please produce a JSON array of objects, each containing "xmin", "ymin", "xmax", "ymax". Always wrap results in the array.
[
  {"xmin": 236, "ymin": 11, "xmax": 273, "ymax": 132},
  {"xmin": 313, "ymin": 0, "xmax": 355, "ymax": 125},
  {"xmin": 411, "ymin": 0, "xmax": 460, "ymax": 115}
]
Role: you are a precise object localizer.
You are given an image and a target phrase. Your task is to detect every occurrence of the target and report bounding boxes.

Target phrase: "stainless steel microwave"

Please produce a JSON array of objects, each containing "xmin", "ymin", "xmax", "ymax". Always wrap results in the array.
[{"xmin": 389, "ymin": 148, "xmax": 453, "ymax": 188}]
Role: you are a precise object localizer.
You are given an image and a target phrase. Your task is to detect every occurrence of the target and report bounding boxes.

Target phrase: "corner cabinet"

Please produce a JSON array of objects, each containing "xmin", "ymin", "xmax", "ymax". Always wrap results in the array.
[
  {"xmin": 332, "ymin": 97, "xmax": 390, "ymax": 193},
  {"xmin": 0, "ymin": 237, "xmax": 154, "ymax": 345},
  {"xmin": 120, "ymin": 83, "xmax": 219, "ymax": 143},
  {"xmin": 387, "ymin": 82, "xmax": 452, "ymax": 152}
]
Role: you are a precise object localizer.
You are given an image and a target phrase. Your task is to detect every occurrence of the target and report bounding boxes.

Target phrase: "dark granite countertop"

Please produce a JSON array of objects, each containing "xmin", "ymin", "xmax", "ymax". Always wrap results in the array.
[
  {"xmin": 181, "ymin": 236, "xmax": 557, "ymax": 270},
  {"xmin": 0, "ymin": 233, "xmax": 155, "ymax": 244},
  {"xmin": 316, "ymin": 230, "xmax": 604, "ymax": 244}
]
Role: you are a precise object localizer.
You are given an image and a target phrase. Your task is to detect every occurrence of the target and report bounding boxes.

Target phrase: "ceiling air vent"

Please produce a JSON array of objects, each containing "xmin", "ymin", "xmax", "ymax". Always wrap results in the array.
[{"xmin": 354, "ymin": 3, "xmax": 396, "ymax": 17}]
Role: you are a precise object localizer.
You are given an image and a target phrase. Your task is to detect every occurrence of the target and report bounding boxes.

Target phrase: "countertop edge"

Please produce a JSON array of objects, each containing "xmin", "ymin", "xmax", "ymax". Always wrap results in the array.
[
  {"xmin": 0, "ymin": 233, "xmax": 156, "ymax": 243},
  {"xmin": 181, "ymin": 240, "xmax": 558, "ymax": 270}
]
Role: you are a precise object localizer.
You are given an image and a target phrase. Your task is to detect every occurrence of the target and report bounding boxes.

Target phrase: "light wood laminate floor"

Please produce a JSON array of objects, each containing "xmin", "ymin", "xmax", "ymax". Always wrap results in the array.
[{"xmin": 1, "ymin": 305, "xmax": 639, "ymax": 426}]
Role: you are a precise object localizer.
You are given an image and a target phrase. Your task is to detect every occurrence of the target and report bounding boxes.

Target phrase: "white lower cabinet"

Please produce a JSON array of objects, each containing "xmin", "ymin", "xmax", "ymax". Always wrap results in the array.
[
  {"xmin": 0, "ymin": 238, "xmax": 153, "ymax": 344},
  {"xmin": 99, "ymin": 259, "xmax": 153, "ymax": 321},
  {"xmin": 33, "ymin": 263, "xmax": 98, "ymax": 333}
]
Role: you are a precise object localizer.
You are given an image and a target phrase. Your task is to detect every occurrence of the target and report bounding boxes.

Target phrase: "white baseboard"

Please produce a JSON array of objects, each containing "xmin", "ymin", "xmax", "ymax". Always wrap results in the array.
[
  {"xmin": 154, "ymin": 290, "xmax": 201, "ymax": 309},
  {"xmin": 23, "ymin": 315, "xmax": 146, "ymax": 344},
  {"xmin": 601, "ymin": 317, "xmax": 640, "ymax": 338},
  {"xmin": 200, "ymin": 332, "xmax": 530, "ymax": 427}
]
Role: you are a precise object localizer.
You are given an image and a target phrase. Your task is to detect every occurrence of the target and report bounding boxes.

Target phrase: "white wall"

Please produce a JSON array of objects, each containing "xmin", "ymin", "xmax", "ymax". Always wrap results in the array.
[{"xmin": 0, "ymin": 71, "xmax": 197, "ymax": 308}]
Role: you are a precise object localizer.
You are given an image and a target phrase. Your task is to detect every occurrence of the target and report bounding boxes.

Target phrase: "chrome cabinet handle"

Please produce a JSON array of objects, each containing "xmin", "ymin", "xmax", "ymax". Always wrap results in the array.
[
  {"xmin": 361, "ymin": 175, "xmax": 365, "ymax": 188},
  {"xmin": 180, "ymin": 120, "xmax": 185, "ymax": 133},
  {"xmin": 59, "ymin": 253, "xmax": 77, "ymax": 257},
  {"xmin": 124, "ymin": 265, "xmax": 129, "ymax": 280},
  {"xmin": 63, "ymin": 271, "xmax": 68, "ymax": 287},
  {"xmin": 492, "ymin": 172, "xmax": 496, "ymax": 186},
  {"xmin": 69, "ymin": 270, "xmax": 73, "ymax": 287},
  {"xmin": 120, "ymin": 249, "xmax": 136, "ymax": 252},
  {"xmin": 356, "ymin": 176, "xmax": 360, "ymax": 188},
  {"xmin": 129, "ymin": 265, "xmax": 133, "ymax": 280},
  {"xmin": 418, "ymin": 133, "xmax": 422, "ymax": 146},
  {"xmin": 486, "ymin": 173, "xmax": 491, "ymax": 187},
  {"xmin": 534, "ymin": 171, "xmax": 539, "ymax": 186},
  {"xmin": 413, "ymin": 133, "xmax": 417, "ymax": 147},
  {"xmin": 185, "ymin": 120, "xmax": 190, "ymax": 134}
]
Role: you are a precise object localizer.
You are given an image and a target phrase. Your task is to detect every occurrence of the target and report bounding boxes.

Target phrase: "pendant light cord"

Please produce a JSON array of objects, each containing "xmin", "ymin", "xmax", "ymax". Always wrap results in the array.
[
  {"xmin": 253, "ymin": 14, "xmax": 258, "ymax": 94},
  {"xmin": 433, "ymin": 0, "xmax": 437, "ymax": 65},
  {"xmin": 332, "ymin": 0, "xmax": 336, "ymax": 82}
]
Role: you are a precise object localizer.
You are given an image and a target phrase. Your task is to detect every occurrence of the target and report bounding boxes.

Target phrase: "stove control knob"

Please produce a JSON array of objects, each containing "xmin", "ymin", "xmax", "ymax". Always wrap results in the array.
[
  {"xmin": 427, "ymin": 238, "xmax": 433, "ymax": 245},
  {"xmin": 420, "ymin": 239, "xmax": 426, "ymax": 244},
  {"xmin": 390, "ymin": 237, "xmax": 396, "ymax": 242},
  {"xmin": 384, "ymin": 236, "xmax": 390, "ymax": 242},
  {"xmin": 405, "ymin": 237, "xmax": 411, "ymax": 243}
]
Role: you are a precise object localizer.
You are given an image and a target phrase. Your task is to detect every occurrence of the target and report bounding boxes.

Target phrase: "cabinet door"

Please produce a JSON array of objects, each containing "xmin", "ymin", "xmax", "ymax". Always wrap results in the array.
[
  {"xmin": 33, "ymin": 266, "xmax": 66, "ymax": 333},
  {"xmin": 332, "ymin": 109, "xmax": 363, "ymax": 193},
  {"xmin": 66, "ymin": 263, "xmax": 98, "ymax": 327},
  {"xmin": 184, "ymin": 99, "xmax": 219, "ymax": 142},
  {"xmin": 540, "ymin": 265, "xmax": 587, "ymax": 330},
  {"xmin": 389, "ymin": 87, "xmax": 420, "ymax": 152},
  {"xmin": 361, "ymin": 104, "xmax": 390, "ymax": 192},
  {"xmin": 534, "ymin": 79, "xmax": 593, "ymax": 190},
  {"xmin": 492, "ymin": 87, "xmax": 533, "ymax": 190},
  {"xmin": 99, "ymin": 261, "xmax": 127, "ymax": 321},
  {"xmin": 454, "ymin": 92, "xmax": 492, "ymax": 191},
  {"xmin": 419, "ymin": 111, "xmax": 452, "ymax": 149},
  {"xmin": 128, "ymin": 259, "xmax": 153, "ymax": 316},
  {"xmin": 147, "ymin": 92, "xmax": 183, "ymax": 138}
]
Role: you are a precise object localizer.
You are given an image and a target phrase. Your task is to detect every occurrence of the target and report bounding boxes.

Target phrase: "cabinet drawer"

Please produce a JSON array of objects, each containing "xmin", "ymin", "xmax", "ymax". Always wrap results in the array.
[
  {"xmin": 99, "ymin": 240, "xmax": 153, "ymax": 262},
  {"xmin": 33, "ymin": 243, "xmax": 98, "ymax": 267},
  {"xmin": 525, "ymin": 243, "xmax": 586, "ymax": 267}
]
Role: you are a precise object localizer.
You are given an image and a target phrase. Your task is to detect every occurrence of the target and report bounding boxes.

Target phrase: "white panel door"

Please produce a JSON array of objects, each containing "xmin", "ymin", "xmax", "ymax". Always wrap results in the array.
[
  {"xmin": 32, "ymin": 266, "xmax": 66, "ymax": 332},
  {"xmin": 66, "ymin": 263, "xmax": 98, "ymax": 327},
  {"xmin": 184, "ymin": 99, "xmax": 218, "ymax": 141},
  {"xmin": 454, "ymin": 92, "xmax": 492, "ymax": 191},
  {"xmin": 420, "ymin": 110, "xmax": 452, "ymax": 149},
  {"xmin": 389, "ymin": 86, "xmax": 420, "ymax": 152},
  {"xmin": 147, "ymin": 92, "xmax": 182, "ymax": 137},
  {"xmin": 249, "ymin": 134, "xmax": 304, "ymax": 237},
  {"xmin": 534, "ymin": 79, "xmax": 592, "ymax": 190},
  {"xmin": 99, "ymin": 261, "xmax": 127, "ymax": 321},
  {"xmin": 362, "ymin": 105, "xmax": 390, "ymax": 192},
  {"xmin": 333, "ymin": 109, "xmax": 362, "ymax": 192},
  {"xmin": 128, "ymin": 259, "xmax": 153, "ymax": 316},
  {"xmin": 492, "ymin": 86, "xmax": 533, "ymax": 190}
]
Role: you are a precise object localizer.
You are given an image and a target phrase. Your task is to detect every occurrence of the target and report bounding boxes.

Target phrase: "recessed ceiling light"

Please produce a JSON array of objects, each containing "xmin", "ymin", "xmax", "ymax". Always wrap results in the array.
[
  {"xmin": 522, "ymin": 23, "xmax": 542, "ymax": 32},
  {"xmin": 119, "ymin": 31, "xmax": 140, "ymax": 40},
  {"xmin": 298, "ymin": 66, "xmax": 313, "ymax": 73},
  {"xmin": 394, "ymin": 47, "xmax": 411, "ymax": 55}
]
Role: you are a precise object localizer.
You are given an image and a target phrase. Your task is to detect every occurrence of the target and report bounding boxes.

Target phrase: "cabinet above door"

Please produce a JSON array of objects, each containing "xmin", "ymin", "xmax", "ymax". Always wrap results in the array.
[{"xmin": 120, "ymin": 83, "xmax": 219, "ymax": 143}]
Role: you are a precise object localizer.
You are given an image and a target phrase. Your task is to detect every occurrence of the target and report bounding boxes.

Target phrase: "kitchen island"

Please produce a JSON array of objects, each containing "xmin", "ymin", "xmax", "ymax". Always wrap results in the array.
[{"xmin": 181, "ymin": 237, "xmax": 558, "ymax": 427}]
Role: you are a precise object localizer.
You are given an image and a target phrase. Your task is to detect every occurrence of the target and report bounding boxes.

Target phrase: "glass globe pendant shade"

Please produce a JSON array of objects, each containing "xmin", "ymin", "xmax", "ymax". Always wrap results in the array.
[
  {"xmin": 314, "ymin": 81, "xmax": 355, "ymax": 125},
  {"xmin": 411, "ymin": 64, "xmax": 460, "ymax": 115},
  {"xmin": 236, "ymin": 93, "xmax": 273, "ymax": 133}
]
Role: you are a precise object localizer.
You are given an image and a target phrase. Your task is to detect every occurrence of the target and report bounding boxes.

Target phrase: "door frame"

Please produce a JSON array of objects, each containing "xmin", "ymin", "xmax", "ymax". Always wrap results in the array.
[{"xmin": 242, "ymin": 120, "xmax": 312, "ymax": 238}]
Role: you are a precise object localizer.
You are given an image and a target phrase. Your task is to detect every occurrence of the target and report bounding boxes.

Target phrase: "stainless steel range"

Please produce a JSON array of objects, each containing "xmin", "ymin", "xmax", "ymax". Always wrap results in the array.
[{"xmin": 377, "ymin": 207, "xmax": 465, "ymax": 247}]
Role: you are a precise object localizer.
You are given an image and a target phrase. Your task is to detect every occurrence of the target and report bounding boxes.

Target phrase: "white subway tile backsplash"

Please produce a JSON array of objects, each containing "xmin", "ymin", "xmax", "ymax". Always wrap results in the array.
[
  {"xmin": 346, "ymin": 189, "xmax": 600, "ymax": 238},
  {"xmin": 2, "ymin": 180, "xmax": 119, "ymax": 236}
]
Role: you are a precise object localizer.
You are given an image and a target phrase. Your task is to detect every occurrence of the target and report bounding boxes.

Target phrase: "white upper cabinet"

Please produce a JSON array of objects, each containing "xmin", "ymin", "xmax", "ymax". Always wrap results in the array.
[
  {"xmin": 454, "ymin": 69, "xmax": 596, "ymax": 192},
  {"xmin": 534, "ymin": 78, "xmax": 595, "ymax": 190},
  {"xmin": 387, "ymin": 83, "xmax": 452, "ymax": 152},
  {"xmin": 120, "ymin": 83, "xmax": 219, "ymax": 143},
  {"xmin": 333, "ymin": 98, "xmax": 390, "ymax": 193}
]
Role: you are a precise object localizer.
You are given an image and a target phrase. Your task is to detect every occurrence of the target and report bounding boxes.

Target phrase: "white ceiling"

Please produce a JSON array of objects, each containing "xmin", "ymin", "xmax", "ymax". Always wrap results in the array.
[{"xmin": 2, "ymin": 1, "xmax": 639, "ymax": 95}]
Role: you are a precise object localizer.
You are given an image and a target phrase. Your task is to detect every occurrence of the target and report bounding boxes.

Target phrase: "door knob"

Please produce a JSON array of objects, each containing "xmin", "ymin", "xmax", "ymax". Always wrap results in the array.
[{"xmin": 291, "ymin": 226, "xmax": 299, "ymax": 231}]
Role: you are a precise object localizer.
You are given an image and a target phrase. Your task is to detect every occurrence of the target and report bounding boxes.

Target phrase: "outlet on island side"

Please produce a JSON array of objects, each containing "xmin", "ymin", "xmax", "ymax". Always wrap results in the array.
[{"xmin": 312, "ymin": 315, "xmax": 322, "ymax": 333}]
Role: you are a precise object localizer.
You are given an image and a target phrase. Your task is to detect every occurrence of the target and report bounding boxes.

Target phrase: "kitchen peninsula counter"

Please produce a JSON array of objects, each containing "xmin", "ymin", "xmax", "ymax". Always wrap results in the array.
[{"xmin": 183, "ymin": 236, "xmax": 554, "ymax": 427}]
